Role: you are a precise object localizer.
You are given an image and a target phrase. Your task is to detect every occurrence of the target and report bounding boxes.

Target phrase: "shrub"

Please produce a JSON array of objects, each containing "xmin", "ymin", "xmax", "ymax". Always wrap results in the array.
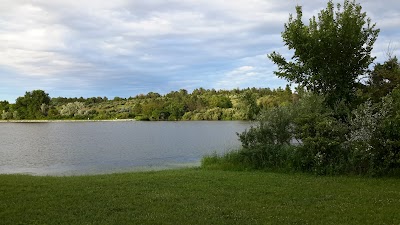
[
  {"xmin": 204, "ymin": 90, "xmax": 400, "ymax": 177},
  {"xmin": 59, "ymin": 102, "xmax": 85, "ymax": 117},
  {"xmin": 239, "ymin": 105, "xmax": 294, "ymax": 148},
  {"xmin": 347, "ymin": 97, "xmax": 392, "ymax": 175},
  {"xmin": 292, "ymin": 94, "xmax": 349, "ymax": 174},
  {"xmin": 233, "ymin": 103, "xmax": 297, "ymax": 170},
  {"xmin": 1, "ymin": 111, "xmax": 12, "ymax": 120}
]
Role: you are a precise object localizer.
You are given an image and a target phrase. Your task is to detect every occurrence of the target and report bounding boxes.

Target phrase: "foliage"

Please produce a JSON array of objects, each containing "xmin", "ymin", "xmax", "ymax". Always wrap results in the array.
[
  {"xmin": 239, "ymin": 105, "xmax": 293, "ymax": 148},
  {"xmin": 211, "ymin": 102, "xmax": 296, "ymax": 170},
  {"xmin": 347, "ymin": 89, "xmax": 400, "ymax": 175},
  {"xmin": 292, "ymin": 94, "xmax": 349, "ymax": 174},
  {"xmin": 214, "ymin": 87, "xmax": 399, "ymax": 176},
  {"xmin": 1, "ymin": 87, "xmax": 295, "ymax": 121},
  {"xmin": 237, "ymin": 91, "xmax": 260, "ymax": 120},
  {"xmin": 208, "ymin": 95, "xmax": 232, "ymax": 109},
  {"xmin": 0, "ymin": 101, "xmax": 9, "ymax": 112},
  {"xmin": 14, "ymin": 90, "xmax": 51, "ymax": 119},
  {"xmin": 268, "ymin": 0, "xmax": 379, "ymax": 105},
  {"xmin": 204, "ymin": 0, "xmax": 398, "ymax": 177},
  {"xmin": 1, "ymin": 111, "xmax": 12, "ymax": 120},
  {"xmin": 225, "ymin": 93, "xmax": 350, "ymax": 175},
  {"xmin": 59, "ymin": 102, "xmax": 85, "ymax": 117},
  {"xmin": 366, "ymin": 56, "xmax": 400, "ymax": 101}
]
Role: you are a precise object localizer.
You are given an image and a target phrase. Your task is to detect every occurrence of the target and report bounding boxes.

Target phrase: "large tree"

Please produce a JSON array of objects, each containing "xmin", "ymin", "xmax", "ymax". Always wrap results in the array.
[
  {"xmin": 367, "ymin": 56, "xmax": 400, "ymax": 101},
  {"xmin": 268, "ymin": 0, "xmax": 379, "ymax": 105},
  {"xmin": 15, "ymin": 90, "xmax": 51, "ymax": 119}
]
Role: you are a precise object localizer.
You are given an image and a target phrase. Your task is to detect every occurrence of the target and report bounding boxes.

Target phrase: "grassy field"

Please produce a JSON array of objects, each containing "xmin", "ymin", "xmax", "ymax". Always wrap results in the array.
[{"xmin": 1, "ymin": 169, "xmax": 399, "ymax": 224}]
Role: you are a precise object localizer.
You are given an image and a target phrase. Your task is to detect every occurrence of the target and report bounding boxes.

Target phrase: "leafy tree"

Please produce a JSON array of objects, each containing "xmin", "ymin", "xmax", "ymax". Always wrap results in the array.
[
  {"xmin": 131, "ymin": 103, "xmax": 143, "ymax": 116},
  {"xmin": 1, "ymin": 111, "xmax": 12, "ymax": 120},
  {"xmin": 0, "ymin": 100, "xmax": 9, "ymax": 113},
  {"xmin": 238, "ymin": 91, "xmax": 259, "ymax": 120},
  {"xmin": 141, "ymin": 99, "xmax": 164, "ymax": 120},
  {"xmin": 59, "ymin": 102, "xmax": 85, "ymax": 117},
  {"xmin": 268, "ymin": 0, "xmax": 379, "ymax": 105},
  {"xmin": 146, "ymin": 92, "xmax": 161, "ymax": 99},
  {"xmin": 14, "ymin": 90, "xmax": 51, "ymax": 119},
  {"xmin": 167, "ymin": 101, "xmax": 186, "ymax": 120},
  {"xmin": 367, "ymin": 56, "xmax": 400, "ymax": 101},
  {"xmin": 47, "ymin": 107, "xmax": 60, "ymax": 119},
  {"xmin": 208, "ymin": 95, "xmax": 232, "ymax": 109},
  {"xmin": 113, "ymin": 96, "xmax": 125, "ymax": 101},
  {"xmin": 186, "ymin": 95, "xmax": 207, "ymax": 111},
  {"xmin": 0, "ymin": 101, "xmax": 10, "ymax": 120}
]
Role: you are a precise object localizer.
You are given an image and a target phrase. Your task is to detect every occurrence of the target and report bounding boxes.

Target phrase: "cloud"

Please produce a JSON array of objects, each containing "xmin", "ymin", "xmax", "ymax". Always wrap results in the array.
[
  {"xmin": 0, "ymin": 2, "xmax": 94, "ymax": 78},
  {"xmin": 0, "ymin": 0, "xmax": 399, "ymax": 102},
  {"xmin": 214, "ymin": 54, "xmax": 285, "ymax": 90}
]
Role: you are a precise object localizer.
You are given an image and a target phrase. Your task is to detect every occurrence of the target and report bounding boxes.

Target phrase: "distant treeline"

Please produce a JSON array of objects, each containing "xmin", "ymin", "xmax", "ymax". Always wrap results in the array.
[{"xmin": 0, "ymin": 86, "xmax": 296, "ymax": 121}]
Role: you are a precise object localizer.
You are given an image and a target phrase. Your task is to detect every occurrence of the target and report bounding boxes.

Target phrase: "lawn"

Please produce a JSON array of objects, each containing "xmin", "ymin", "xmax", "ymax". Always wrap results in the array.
[{"xmin": 0, "ymin": 169, "xmax": 399, "ymax": 224}]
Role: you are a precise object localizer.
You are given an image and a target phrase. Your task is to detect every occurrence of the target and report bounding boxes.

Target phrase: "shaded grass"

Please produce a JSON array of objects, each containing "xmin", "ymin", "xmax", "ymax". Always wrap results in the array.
[{"xmin": 1, "ymin": 169, "xmax": 400, "ymax": 224}]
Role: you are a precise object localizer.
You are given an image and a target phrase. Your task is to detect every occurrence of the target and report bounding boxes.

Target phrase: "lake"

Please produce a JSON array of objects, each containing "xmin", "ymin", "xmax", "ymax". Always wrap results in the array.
[{"xmin": 0, "ymin": 121, "xmax": 250, "ymax": 175}]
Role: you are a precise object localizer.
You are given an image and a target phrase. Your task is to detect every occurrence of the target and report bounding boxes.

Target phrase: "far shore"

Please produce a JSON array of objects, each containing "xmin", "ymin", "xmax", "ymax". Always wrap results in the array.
[{"xmin": 0, "ymin": 119, "xmax": 136, "ymax": 123}]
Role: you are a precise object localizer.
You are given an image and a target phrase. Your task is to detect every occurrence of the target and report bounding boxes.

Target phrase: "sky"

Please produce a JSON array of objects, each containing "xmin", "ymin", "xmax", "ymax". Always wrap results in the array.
[{"xmin": 0, "ymin": 0, "xmax": 399, "ymax": 102}]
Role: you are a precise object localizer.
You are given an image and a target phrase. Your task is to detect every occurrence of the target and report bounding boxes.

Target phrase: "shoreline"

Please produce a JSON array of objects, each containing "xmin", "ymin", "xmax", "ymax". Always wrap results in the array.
[{"xmin": 0, "ymin": 119, "xmax": 136, "ymax": 123}]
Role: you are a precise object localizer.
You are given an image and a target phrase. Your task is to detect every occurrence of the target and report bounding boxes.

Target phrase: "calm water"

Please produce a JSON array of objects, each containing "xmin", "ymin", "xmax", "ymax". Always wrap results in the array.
[{"xmin": 0, "ymin": 121, "xmax": 250, "ymax": 175}]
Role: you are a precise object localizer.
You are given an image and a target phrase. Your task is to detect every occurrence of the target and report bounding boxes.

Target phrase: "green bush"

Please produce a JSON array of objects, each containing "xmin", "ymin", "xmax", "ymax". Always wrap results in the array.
[
  {"xmin": 203, "ymin": 90, "xmax": 400, "ymax": 177},
  {"xmin": 230, "ymin": 104, "xmax": 296, "ymax": 170},
  {"xmin": 346, "ymin": 87, "xmax": 400, "ymax": 175},
  {"xmin": 239, "ymin": 105, "xmax": 294, "ymax": 148},
  {"xmin": 291, "ymin": 94, "xmax": 349, "ymax": 174}
]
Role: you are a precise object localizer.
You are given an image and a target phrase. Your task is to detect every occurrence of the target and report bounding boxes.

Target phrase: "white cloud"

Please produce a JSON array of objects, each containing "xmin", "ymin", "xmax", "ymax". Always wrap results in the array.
[
  {"xmin": 0, "ymin": 0, "xmax": 399, "ymax": 101},
  {"xmin": 214, "ymin": 56, "xmax": 284, "ymax": 90},
  {"xmin": 0, "ymin": 2, "xmax": 94, "ymax": 77}
]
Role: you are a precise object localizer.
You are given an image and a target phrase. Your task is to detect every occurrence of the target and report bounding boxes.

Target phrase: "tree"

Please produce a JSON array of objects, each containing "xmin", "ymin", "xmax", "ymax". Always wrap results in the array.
[
  {"xmin": 14, "ymin": 90, "xmax": 51, "ymax": 119},
  {"xmin": 367, "ymin": 56, "xmax": 400, "ymax": 101},
  {"xmin": 167, "ymin": 101, "xmax": 186, "ymax": 120},
  {"xmin": 208, "ymin": 95, "xmax": 233, "ymax": 109},
  {"xmin": 268, "ymin": 0, "xmax": 379, "ymax": 106},
  {"xmin": 0, "ymin": 101, "xmax": 9, "ymax": 114},
  {"xmin": 146, "ymin": 92, "xmax": 161, "ymax": 99},
  {"xmin": 238, "ymin": 91, "xmax": 259, "ymax": 120},
  {"xmin": 1, "ymin": 111, "xmax": 12, "ymax": 120},
  {"xmin": 60, "ymin": 102, "xmax": 85, "ymax": 117}
]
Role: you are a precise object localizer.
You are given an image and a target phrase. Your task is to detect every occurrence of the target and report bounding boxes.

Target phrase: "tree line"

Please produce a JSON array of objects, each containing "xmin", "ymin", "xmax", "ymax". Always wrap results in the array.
[{"xmin": 0, "ymin": 86, "xmax": 295, "ymax": 121}]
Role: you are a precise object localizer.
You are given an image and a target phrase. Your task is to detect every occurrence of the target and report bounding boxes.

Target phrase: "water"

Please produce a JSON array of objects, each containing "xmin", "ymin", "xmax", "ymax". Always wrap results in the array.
[{"xmin": 0, "ymin": 121, "xmax": 250, "ymax": 176}]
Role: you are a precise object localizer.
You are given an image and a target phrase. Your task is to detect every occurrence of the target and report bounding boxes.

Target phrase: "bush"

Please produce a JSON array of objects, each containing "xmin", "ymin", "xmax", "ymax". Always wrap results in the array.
[
  {"xmin": 228, "ymin": 103, "xmax": 297, "ymax": 171},
  {"xmin": 204, "ymin": 90, "xmax": 400, "ymax": 177},
  {"xmin": 289, "ymin": 94, "xmax": 349, "ymax": 174},
  {"xmin": 346, "ymin": 88, "xmax": 400, "ymax": 175},
  {"xmin": 239, "ymin": 105, "xmax": 294, "ymax": 148},
  {"xmin": 1, "ymin": 111, "xmax": 12, "ymax": 120}
]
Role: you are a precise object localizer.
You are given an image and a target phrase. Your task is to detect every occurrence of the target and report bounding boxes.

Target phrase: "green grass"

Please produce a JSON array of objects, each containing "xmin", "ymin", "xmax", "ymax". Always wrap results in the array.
[{"xmin": 1, "ymin": 169, "xmax": 399, "ymax": 224}]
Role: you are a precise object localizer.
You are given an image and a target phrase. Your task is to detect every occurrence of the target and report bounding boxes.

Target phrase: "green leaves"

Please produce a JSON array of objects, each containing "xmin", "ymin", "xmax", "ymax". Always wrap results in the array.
[
  {"xmin": 269, "ymin": 0, "xmax": 379, "ymax": 106},
  {"xmin": 14, "ymin": 90, "xmax": 51, "ymax": 119}
]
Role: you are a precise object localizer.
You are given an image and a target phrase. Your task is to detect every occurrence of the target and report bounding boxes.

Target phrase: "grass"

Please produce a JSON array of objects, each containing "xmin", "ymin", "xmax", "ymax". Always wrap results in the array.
[{"xmin": 1, "ymin": 169, "xmax": 400, "ymax": 224}]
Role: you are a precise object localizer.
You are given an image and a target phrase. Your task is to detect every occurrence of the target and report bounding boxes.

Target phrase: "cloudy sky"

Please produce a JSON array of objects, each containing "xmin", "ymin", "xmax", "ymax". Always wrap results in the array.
[{"xmin": 0, "ymin": 0, "xmax": 399, "ymax": 102}]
